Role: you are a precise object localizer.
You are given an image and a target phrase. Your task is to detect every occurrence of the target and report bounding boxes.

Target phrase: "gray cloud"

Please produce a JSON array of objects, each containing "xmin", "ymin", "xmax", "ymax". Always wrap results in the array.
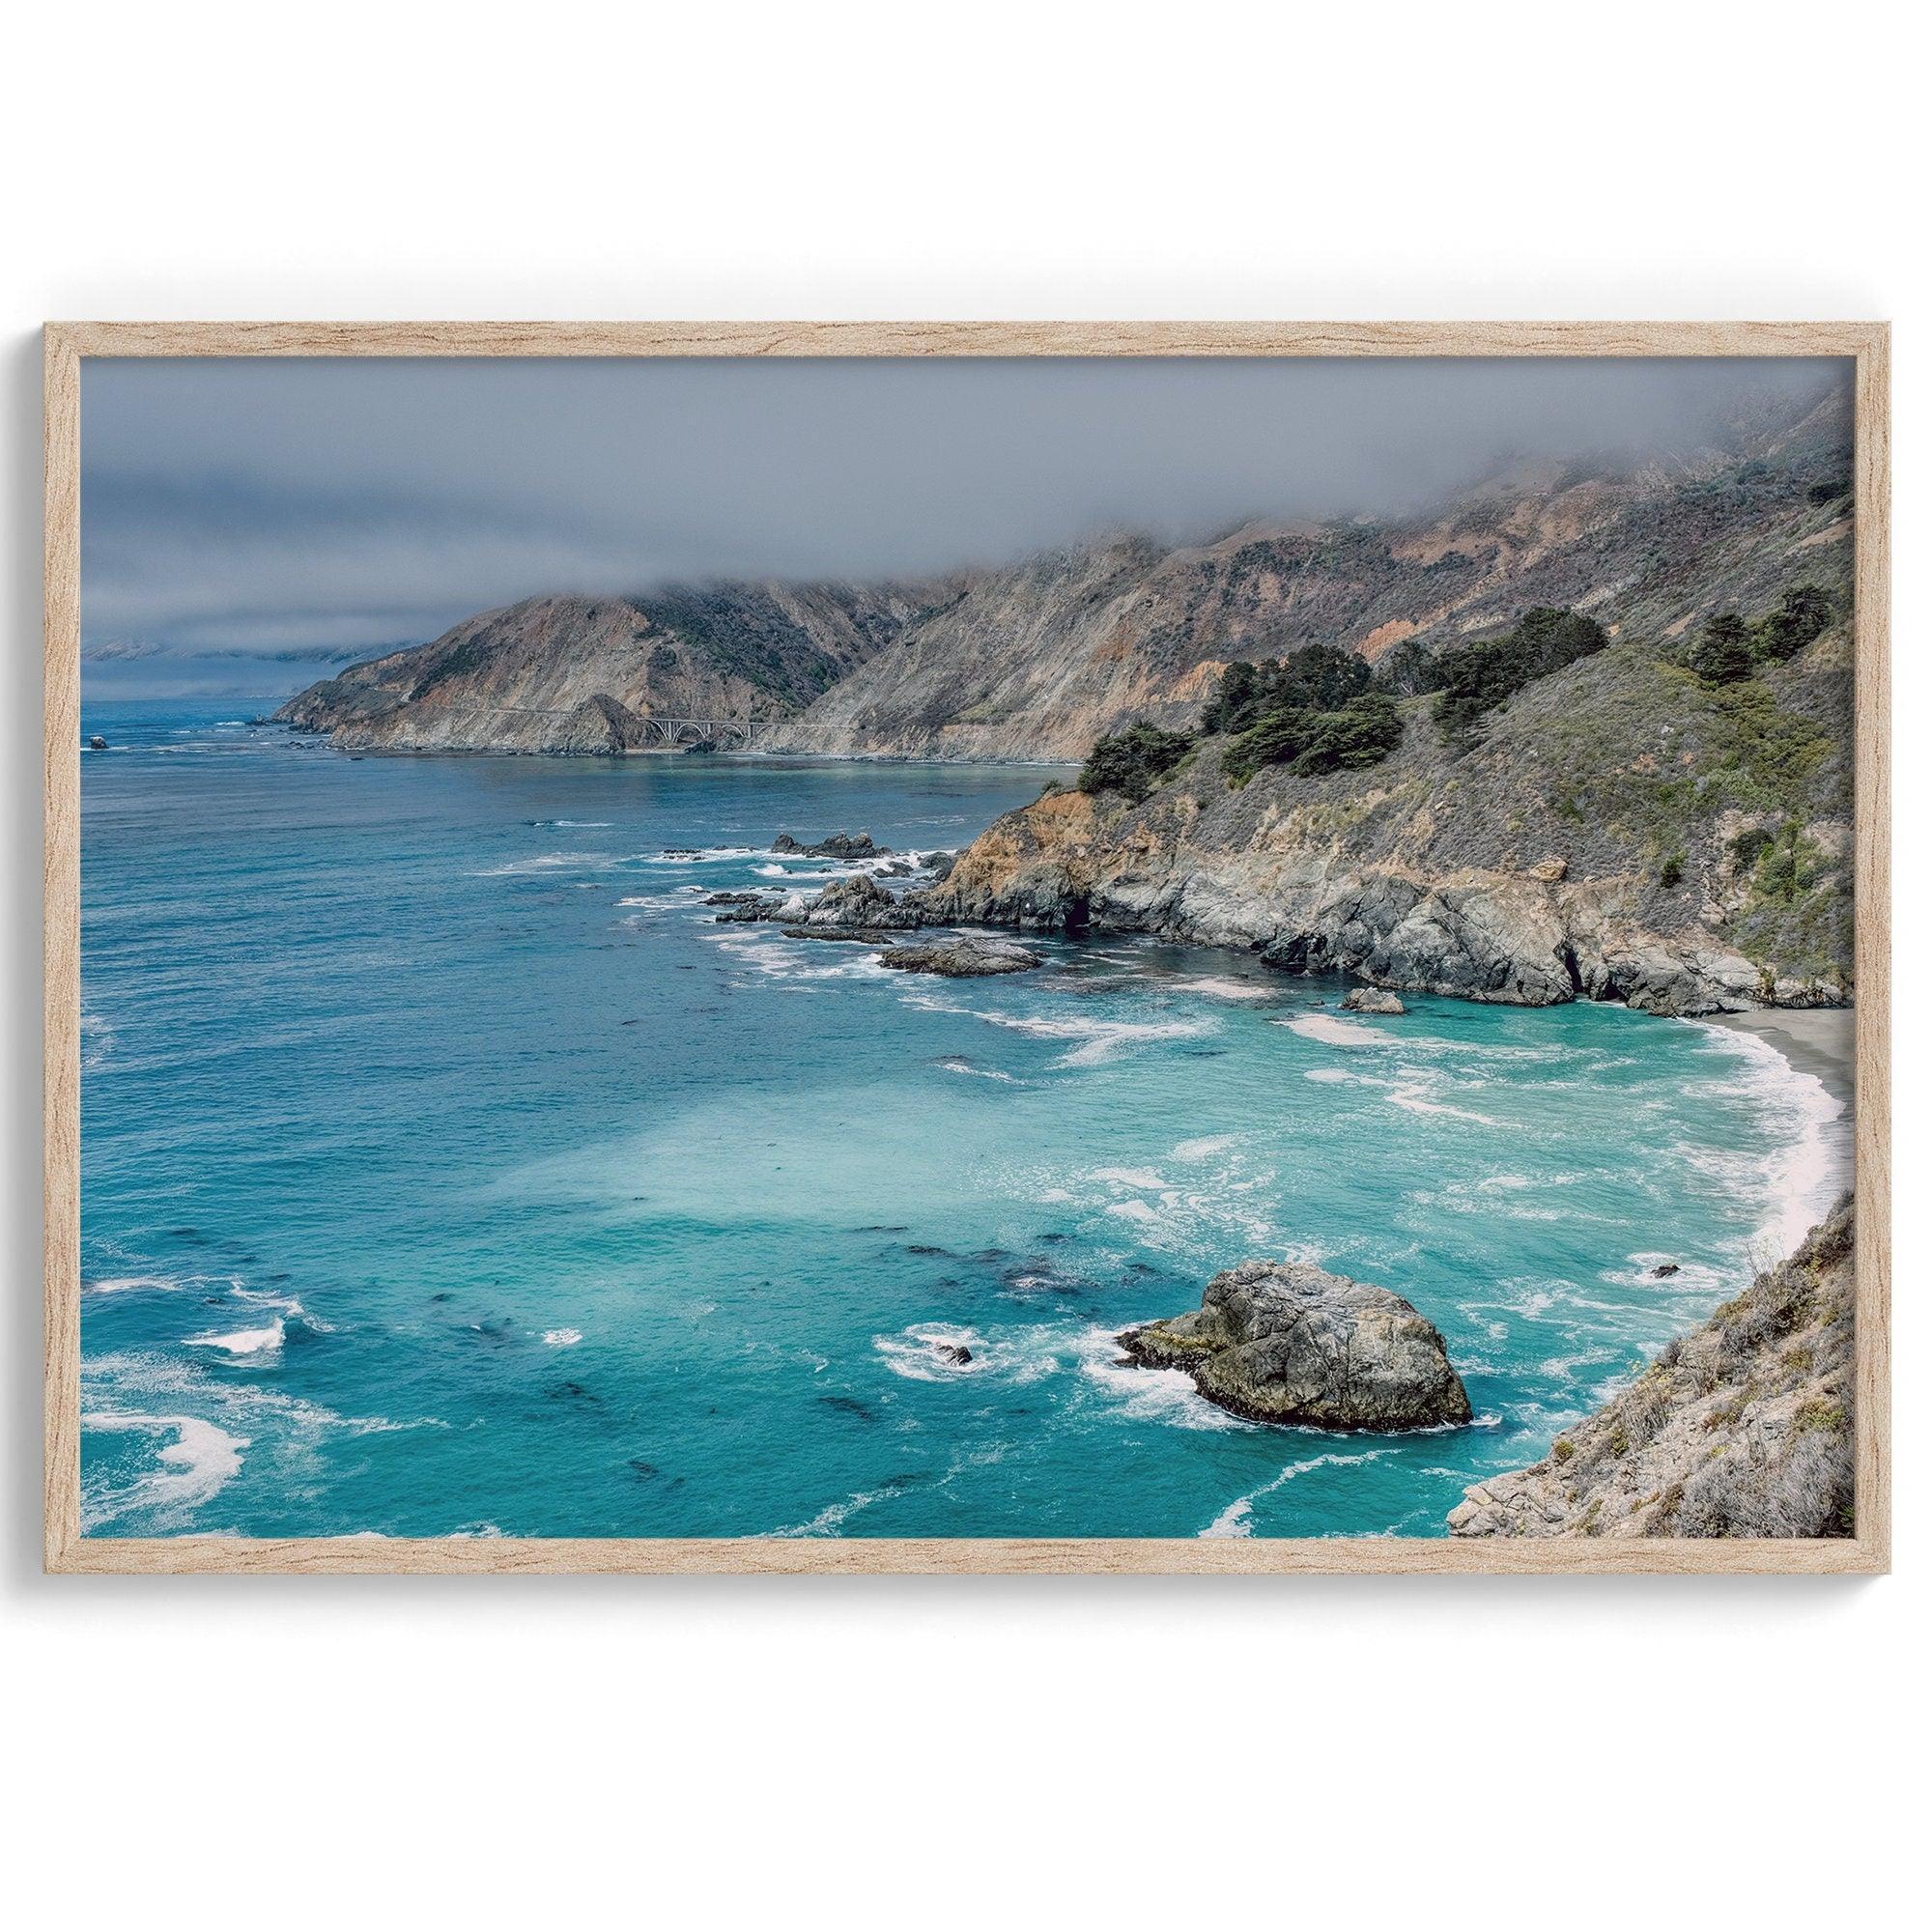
[{"xmin": 82, "ymin": 355, "xmax": 1846, "ymax": 664}]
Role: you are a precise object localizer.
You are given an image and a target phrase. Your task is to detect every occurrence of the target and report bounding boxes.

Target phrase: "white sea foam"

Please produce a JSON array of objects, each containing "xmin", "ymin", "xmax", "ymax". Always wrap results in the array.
[
  {"xmin": 642, "ymin": 845, "xmax": 762, "ymax": 865},
  {"xmin": 938, "ymin": 1060, "xmax": 1017, "ymax": 1082},
  {"xmin": 1170, "ymin": 977, "xmax": 1272, "ymax": 1001},
  {"xmin": 1075, "ymin": 1327, "xmax": 1242, "ymax": 1431},
  {"xmin": 1279, "ymin": 1011, "xmax": 1381, "ymax": 1047},
  {"xmin": 873, "ymin": 1322, "xmax": 1057, "ymax": 1385},
  {"xmin": 85, "ymin": 1271, "xmax": 202, "ymax": 1295},
  {"xmin": 1302, "ymin": 1066, "xmax": 1352, "ymax": 1084},
  {"xmin": 773, "ymin": 1490, "xmax": 888, "ymax": 1537},
  {"xmin": 1172, "ymin": 1135, "xmax": 1236, "ymax": 1161},
  {"xmin": 81, "ymin": 1411, "xmax": 249, "ymax": 1525},
  {"xmin": 186, "ymin": 1319, "xmax": 287, "ymax": 1357},
  {"xmin": 1683, "ymin": 1019, "xmax": 1850, "ymax": 1259},
  {"xmin": 952, "ymin": 1008, "xmax": 1217, "ymax": 1067},
  {"xmin": 1385, "ymin": 1082, "xmax": 1500, "ymax": 1127},
  {"xmin": 1200, "ymin": 1450, "xmax": 1385, "ymax": 1537},
  {"xmin": 1105, "ymin": 1199, "xmax": 1160, "ymax": 1223},
  {"xmin": 473, "ymin": 850, "xmax": 605, "ymax": 877},
  {"xmin": 705, "ymin": 929, "xmax": 890, "ymax": 984},
  {"xmin": 542, "ymin": 1328, "xmax": 583, "ymax": 1347},
  {"xmin": 1091, "ymin": 1165, "xmax": 1170, "ymax": 1191}
]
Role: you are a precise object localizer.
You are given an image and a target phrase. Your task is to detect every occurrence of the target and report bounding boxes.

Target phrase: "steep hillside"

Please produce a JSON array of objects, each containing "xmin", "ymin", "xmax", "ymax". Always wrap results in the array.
[
  {"xmin": 1448, "ymin": 1201, "xmax": 1857, "ymax": 1539},
  {"xmin": 922, "ymin": 582, "xmax": 1854, "ymax": 1014},
  {"xmin": 275, "ymin": 582, "xmax": 941, "ymax": 753}
]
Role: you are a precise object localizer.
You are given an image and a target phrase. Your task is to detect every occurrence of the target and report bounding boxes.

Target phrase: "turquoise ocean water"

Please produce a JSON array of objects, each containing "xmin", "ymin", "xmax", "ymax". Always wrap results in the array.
[{"xmin": 79, "ymin": 701, "xmax": 1850, "ymax": 1539}]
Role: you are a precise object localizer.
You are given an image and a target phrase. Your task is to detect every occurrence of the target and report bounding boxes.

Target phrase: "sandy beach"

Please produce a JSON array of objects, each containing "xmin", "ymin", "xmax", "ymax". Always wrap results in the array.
[{"xmin": 1707, "ymin": 1007, "xmax": 1856, "ymax": 1110}]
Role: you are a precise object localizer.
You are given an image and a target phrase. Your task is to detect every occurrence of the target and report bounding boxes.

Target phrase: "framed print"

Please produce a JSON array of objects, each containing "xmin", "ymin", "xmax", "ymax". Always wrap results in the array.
[{"xmin": 44, "ymin": 321, "xmax": 1889, "ymax": 1573}]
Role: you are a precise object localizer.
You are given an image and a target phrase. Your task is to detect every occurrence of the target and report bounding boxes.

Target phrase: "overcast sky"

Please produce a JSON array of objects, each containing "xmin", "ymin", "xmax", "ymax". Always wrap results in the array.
[{"xmin": 82, "ymin": 355, "xmax": 1845, "ymax": 662}]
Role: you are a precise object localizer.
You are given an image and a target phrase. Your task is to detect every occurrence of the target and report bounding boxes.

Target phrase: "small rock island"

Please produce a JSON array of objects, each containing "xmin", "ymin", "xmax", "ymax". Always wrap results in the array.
[{"xmin": 1122, "ymin": 1260, "xmax": 1472, "ymax": 1431}]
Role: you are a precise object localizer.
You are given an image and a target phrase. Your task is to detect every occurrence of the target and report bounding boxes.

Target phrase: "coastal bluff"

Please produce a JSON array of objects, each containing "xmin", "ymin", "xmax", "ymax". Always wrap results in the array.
[
  {"xmin": 1122, "ymin": 1260, "xmax": 1472, "ymax": 1432},
  {"xmin": 1449, "ymin": 1200, "xmax": 1856, "ymax": 1539}
]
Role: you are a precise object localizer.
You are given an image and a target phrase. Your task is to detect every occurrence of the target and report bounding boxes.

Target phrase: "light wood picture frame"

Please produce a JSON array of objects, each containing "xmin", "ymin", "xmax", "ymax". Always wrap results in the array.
[{"xmin": 44, "ymin": 320, "xmax": 1891, "ymax": 1575}]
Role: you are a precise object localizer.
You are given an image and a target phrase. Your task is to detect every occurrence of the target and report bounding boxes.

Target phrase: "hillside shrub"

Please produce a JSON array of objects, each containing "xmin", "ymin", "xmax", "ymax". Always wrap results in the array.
[
  {"xmin": 1223, "ymin": 693, "xmax": 1404, "ymax": 785},
  {"xmin": 1202, "ymin": 645, "xmax": 1370, "ymax": 734},
  {"xmin": 1077, "ymin": 723, "xmax": 1195, "ymax": 804},
  {"xmin": 1432, "ymin": 607, "xmax": 1609, "ymax": 734}
]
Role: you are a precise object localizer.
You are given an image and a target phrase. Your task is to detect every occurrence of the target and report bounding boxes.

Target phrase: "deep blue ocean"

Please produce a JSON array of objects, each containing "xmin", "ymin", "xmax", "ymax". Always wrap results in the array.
[{"xmin": 78, "ymin": 700, "xmax": 1850, "ymax": 1539}]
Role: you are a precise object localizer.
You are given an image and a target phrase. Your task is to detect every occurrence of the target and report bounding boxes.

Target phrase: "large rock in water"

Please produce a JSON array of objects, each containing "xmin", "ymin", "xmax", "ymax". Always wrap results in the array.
[
  {"xmin": 1342, "ymin": 986, "xmax": 1406, "ymax": 1014},
  {"xmin": 1122, "ymin": 1261, "xmax": 1472, "ymax": 1431},
  {"xmin": 801, "ymin": 873, "xmax": 923, "ymax": 929},
  {"xmin": 876, "ymin": 937, "xmax": 1042, "ymax": 978}
]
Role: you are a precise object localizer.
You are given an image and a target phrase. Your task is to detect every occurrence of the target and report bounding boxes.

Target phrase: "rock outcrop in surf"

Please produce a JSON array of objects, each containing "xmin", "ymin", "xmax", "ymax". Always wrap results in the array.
[{"xmin": 1122, "ymin": 1261, "xmax": 1472, "ymax": 1432}]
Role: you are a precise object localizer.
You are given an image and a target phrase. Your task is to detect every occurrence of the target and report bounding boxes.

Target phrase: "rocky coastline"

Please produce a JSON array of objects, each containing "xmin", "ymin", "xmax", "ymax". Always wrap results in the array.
[{"xmin": 1449, "ymin": 1200, "xmax": 1857, "ymax": 1539}]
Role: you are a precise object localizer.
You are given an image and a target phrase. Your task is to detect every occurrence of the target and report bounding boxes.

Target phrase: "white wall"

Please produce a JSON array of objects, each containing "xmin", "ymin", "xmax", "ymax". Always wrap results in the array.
[{"xmin": 3, "ymin": 5, "xmax": 1920, "ymax": 1924}]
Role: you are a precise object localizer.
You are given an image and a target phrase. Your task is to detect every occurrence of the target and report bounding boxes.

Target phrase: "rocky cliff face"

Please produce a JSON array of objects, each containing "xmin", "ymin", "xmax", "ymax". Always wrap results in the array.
[
  {"xmin": 921, "ymin": 578, "xmax": 1854, "ymax": 1015},
  {"xmin": 1448, "ymin": 1201, "xmax": 1856, "ymax": 1539}
]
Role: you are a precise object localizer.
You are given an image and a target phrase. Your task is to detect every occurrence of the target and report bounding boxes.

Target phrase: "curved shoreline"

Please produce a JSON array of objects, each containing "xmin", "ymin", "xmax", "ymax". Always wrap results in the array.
[{"xmin": 1704, "ymin": 1007, "xmax": 1855, "ymax": 1111}]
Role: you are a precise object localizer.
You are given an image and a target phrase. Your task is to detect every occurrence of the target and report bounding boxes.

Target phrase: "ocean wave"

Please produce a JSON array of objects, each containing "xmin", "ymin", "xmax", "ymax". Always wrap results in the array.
[
  {"xmin": 85, "ymin": 1270, "xmax": 213, "ymax": 1295},
  {"xmin": 472, "ymin": 850, "xmax": 607, "ymax": 877},
  {"xmin": 81, "ymin": 1411, "xmax": 249, "ymax": 1526},
  {"xmin": 639, "ymin": 845, "xmax": 762, "ymax": 865},
  {"xmin": 1200, "ymin": 1450, "xmax": 1386, "ymax": 1537},
  {"xmin": 1074, "ymin": 1326, "xmax": 1242, "ymax": 1431},
  {"xmin": 185, "ymin": 1319, "xmax": 289, "ymax": 1358},
  {"xmin": 81, "ymin": 1008, "xmax": 116, "ymax": 1072},
  {"xmin": 772, "ymin": 1489, "xmax": 888, "ymax": 1537},
  {"xmin": 542, "ymin": 1327, "xmax": 583, "ymax": 1347},
  {"xmin": 705, "ymin": 929, "xmax": 891, "ymax": 984},
  {"xmin": 1683, "ymin": 1019, "xmax": 1850, "ymax": 1259},
  {"xmin": 1385, "ymin": 1081, "xmax": 1499, "ymax": 1127},
  {"xmin": 1172, "ymin": 1134, "xmax": 1237, "ymax": 1161},
  {"xmin": 947, "ymin": 1007, "xmax": 1218, "ymax": 1067},
  {"xmin": 873, "ymin": 1321, "xmax": 1058, "ymax": 1385},
  {"xmin": 1090, "ymin": 1165, "xmax": 1171, "ymax": 1191}
]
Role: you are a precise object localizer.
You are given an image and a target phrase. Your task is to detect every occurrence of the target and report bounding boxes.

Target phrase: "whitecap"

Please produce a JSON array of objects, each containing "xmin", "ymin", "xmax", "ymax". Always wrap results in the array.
[
  {"xmin": 1683, "ymin": 1018, "xmax": 1850, "ymax": 1260},
  {"xmin": 955, "ymin": 1008, "xmax": 1216, "ymax": 1067},
  {"xmin": 1074, "ymin": 1327, "xmax": 1242, "ymax": 1431},
  {"xmin": 1172, "ymin": 1135, "xmax": 1237, "ymax": 1161},
  {"xmin": 186, "ymin": 1319, "xmax": 286, "ymax": 1357},
  {"xmin": 85, "ymin": 1271, "xmax": 196, "ymax": 1295},
  {"xmin": 772, "ymin": 1490, "xmax": 888, "ymax": 1537},
  {"xmin": 1200, "ymin": 1450, "xmax": 1385, "ymax": 1537},
  {"xmin": 542, "ymin": 1328, "xmax": 583, "ymax": 1347},
  {"xmin": 873, "ymin": 1322, "xmax": 1057, "ymax": 1385},
  {"xmin": 81, "ymin": 1411, "xmax": 249, "ymax": 1525},
  {"xmin": 1105, "ymin": 1199, "xmax": 1160, "ymax": 1224},
  {"xmin": 473, "ymin": 850, "xmax": 605, "ymax": 877},
  {"xmin": 1091, "ymin": 1165, "xmax": 1171, "ymax": 1191},
  {"xmin": 1385, "ymin": 1082, "xmax": 1500, "ymax": 1127}
]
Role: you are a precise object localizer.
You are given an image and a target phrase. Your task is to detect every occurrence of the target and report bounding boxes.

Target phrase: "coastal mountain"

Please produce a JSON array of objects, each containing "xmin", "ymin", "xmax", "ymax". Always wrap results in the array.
[
  {"xmin": 277, "ymin": 383, "xmax": 1851, "ymax": 764},
  {"xmin": 274, "ymin": 582, "xmax": 944, "ymax": 753},
  {"xmin": 1448, "ymin": 1200, "xmax": 1856, "ymax": 1539}
]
